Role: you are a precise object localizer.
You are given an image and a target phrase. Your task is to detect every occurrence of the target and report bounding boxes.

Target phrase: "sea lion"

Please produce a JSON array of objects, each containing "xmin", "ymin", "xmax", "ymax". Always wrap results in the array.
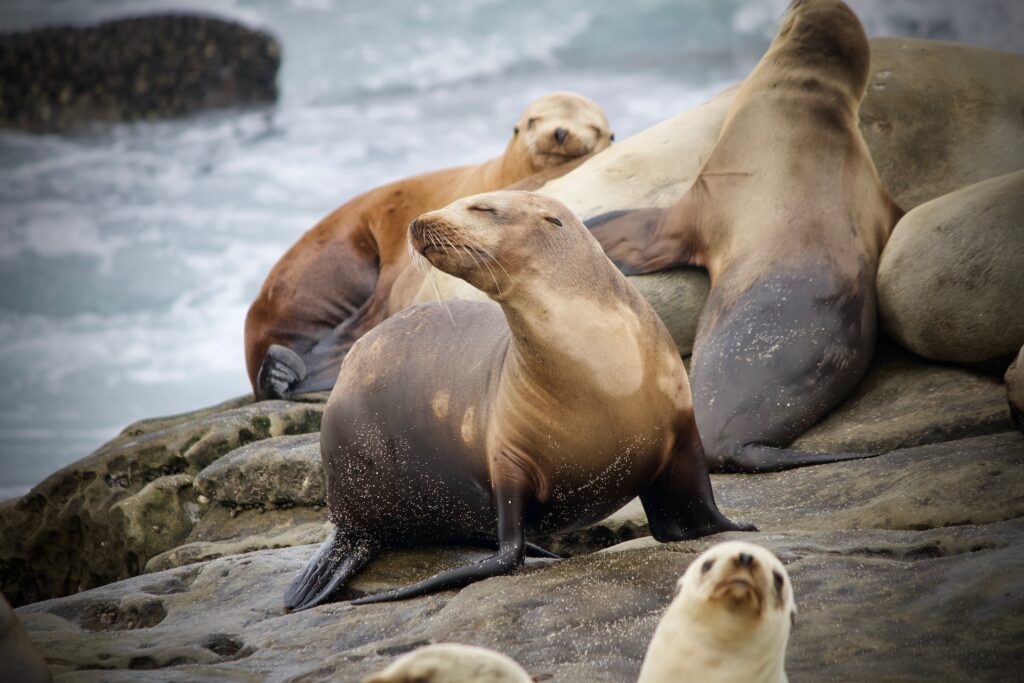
[
  {"xmin": 0, "ymin": 594, "xmax": 51, "ymax": 683},
  {"xmin": 364, "ymin": 643, "xmax": 532, "ymax": 683},
  {"xmin": 637, "ymin": 541, "xmax": 795, "ymax": 683},
  {"xmin": 283, "ymin": 191, "xmax": 751, "ymax": 610},
  {"xmin": 586, "ymin": 0, "xmax": 904, "ymax": 472},
  {"xmin": 245, "ymin": 92, "xmax": 613, "ymax": 399}
]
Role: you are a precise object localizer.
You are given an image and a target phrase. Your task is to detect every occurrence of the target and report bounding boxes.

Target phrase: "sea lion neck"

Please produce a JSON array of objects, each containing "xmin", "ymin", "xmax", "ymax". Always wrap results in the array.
[{"xmin": 494, "ymin": 257, "xmax": 644, "ymax": 402}]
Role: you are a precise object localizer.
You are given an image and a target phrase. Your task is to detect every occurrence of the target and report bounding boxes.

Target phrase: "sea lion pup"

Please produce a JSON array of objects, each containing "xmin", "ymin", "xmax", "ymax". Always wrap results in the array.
[
  {"xmin": 637, "ymin": 541, "xmax": 795, "ymax": 683},
  {"xmin": 244, "ymin": 92, "xmax": 612, "ymax": 400},
  {"xmin": 586, "ymin": 0, "xmax": 903, "ymax": 472},
  {"xmin": 283, "ymin": 191, "xmax": 751, "ymax": 610},
  {"xmin": 364, "ymin": 643, "xmax": 531, "ymax": 683}
]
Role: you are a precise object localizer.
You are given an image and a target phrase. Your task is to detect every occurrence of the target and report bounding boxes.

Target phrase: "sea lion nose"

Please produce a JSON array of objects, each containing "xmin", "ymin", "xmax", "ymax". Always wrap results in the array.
[
  {"xmin": 737, "ymin": 552, "xmax": 754, "ymax": 568},
  {"xmin": 553, "ymin": 127, "xmax": 569, "ymax": 145}
]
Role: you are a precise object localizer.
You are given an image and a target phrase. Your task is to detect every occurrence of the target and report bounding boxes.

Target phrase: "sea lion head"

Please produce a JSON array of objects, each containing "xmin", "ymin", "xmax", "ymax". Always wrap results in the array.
[
  {"xmin": 774, "ymin": 0, "xmax": 870, "ymax": 98},
  {"xmin": 363, "ymin": 643, "xmax": 532, "ymax": 683},
  {"xmin": 675, "ymin": 541, "xmax": 796, "ymax": 644},
  {"xmin": 506, "ymin": 91, "xmax": 613, "ymax": 173},
  {"xmin": 410, "ymin": 190, "xmax": 601, "ymax": 300}
]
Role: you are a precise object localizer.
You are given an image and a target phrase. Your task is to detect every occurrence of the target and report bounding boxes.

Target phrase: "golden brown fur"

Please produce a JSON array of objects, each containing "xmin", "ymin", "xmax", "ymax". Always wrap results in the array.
[{"xmin": 245, "ymin": 92, "xmax": 611, "ymax": 399}]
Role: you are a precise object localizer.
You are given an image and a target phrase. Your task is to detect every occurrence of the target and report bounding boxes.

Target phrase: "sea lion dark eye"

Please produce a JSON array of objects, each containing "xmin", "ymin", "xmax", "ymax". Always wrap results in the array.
[
  {"xmin": 701, "ymin": 559, "xmax": 714, "ymax": 574},
  {"xmin": 470, "ymin": 205, "xmax": 497, "ymax": 214},
  {"xmin": 544, "ymin": 216, "xmax": 562, "ymax": 226},
  {"xmin": 773, "ymin": 570, "xmax": 785, "ymax": 594}
]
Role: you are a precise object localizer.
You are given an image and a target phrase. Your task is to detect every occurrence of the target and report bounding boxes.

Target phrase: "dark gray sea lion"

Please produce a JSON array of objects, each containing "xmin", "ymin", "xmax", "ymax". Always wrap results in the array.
[
  {"xmin": 284, "ymin": 191, "xmax": 751, "ymax": 610},
  {"xmin": 586, "ymin": 0, "xmax": 904, "ymax": 472}
]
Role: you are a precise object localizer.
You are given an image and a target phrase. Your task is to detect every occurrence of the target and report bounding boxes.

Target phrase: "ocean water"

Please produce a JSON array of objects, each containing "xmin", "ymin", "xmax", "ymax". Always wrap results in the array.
[{"xmin": 0, "ymin": 0, "xmax": 1021, "ymax": 500}]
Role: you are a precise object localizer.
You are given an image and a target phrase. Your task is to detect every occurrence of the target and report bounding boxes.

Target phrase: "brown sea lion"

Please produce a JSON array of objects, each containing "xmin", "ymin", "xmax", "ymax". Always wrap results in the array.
[
  {"xmin": 245, "ymin": 92, "xmax": 613, "ymax": 400},
  {"xmin": 586, "ymin": 0, "xmax": 904, "ymax": 472},
  {"xmin": 637, "ymin": 541, "xmax": 795, "ymax": 683},
  {"xmin": 283, "ymin": 191, "xmax": 751, "ymax": 610}
]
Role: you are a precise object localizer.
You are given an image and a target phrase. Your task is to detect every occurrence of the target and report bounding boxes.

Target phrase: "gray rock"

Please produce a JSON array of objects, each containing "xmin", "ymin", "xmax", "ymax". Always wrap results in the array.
[
  {"xmin": 0, "ymin": 400, "xmax": 324, "ymax": 606},
  {"xmin": 1007, "ymin": 346, "xmax": 1024, "ymax": 433},
  {"xmin": 793, "ymin": 342, "xmax": 1012, "ymax": 452},
  {"xmin": 861, "ymin": 39, "xmax": 1024, "ymax": 211},
  {"xmin": 194, "ymin": 433, "xmax": 325, "ymax": 507},
  {"xmin": 627, "ymin": 269, "xmax": 709, "ymax": 356},
  {"xmin": 877, "ymin": 170, "xmax": 1024, "ymax": 364},
  {"xmin": 0, "ymin": 15, "xmax": 280, "ymax": 133},
  {"xmin": 17, "ymin": 521, "xmax": 1023, "ymax": 681}
]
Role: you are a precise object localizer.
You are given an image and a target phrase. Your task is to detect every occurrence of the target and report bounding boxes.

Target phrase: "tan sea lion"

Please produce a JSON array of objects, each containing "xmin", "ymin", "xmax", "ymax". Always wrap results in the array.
[
  {"xmin": 586, "ymin": 0, "xmax": 904, "ymax": 472},
  {"xmin": 245, "ymin": 92, "xmax": 612, "ymax": 400},
  {"xmin": 637, "ymin": 541, "xmax": 795, "ymax": 683},
  {"xmin": 283, "ymin": 191, "xmax": 751, "ymax": 610},
  {"xmin": 364, "ymin": 643, "xmax": 532, "ymax": 683}
]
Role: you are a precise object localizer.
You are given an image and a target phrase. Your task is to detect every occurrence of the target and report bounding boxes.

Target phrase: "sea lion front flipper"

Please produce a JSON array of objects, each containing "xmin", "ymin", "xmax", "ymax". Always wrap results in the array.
[
  {"xmin": 586, "ymin": 189, "xmax": 705, "ymax": 276},
  {"xmin": 351, "ymin": 476, "xmax": 531, "ymax": 605},
  {"xmin": 256, "ymin": 344, "xmax": 308, "ymax": 400},
  {"xmin": 284, "ymin": 527, "xmax": 377, "ymax": 612},
  {"xmin": 717, "ymin": 443, "xmax": 882, "ymax": 474},
  {"xmin": 640, "ymin": 424, "xmax": 756, "ymax": 540}
]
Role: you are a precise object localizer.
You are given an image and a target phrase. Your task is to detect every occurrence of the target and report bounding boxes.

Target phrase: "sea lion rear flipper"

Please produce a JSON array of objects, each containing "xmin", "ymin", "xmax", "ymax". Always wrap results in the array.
[
  {"xmin": 352, "ymin": 477, "xmax": 530, "ymax": 605},
  {"xmin": 256, "ymin": 344, "xmax": 308, "ymax": 400},
  {"xmin": 719, "ymin": 443, "xmax": 882, "ymax": 474},
  {"xmin": 284, "ymin": 527, "xmax": 377, "ymax": 611}
]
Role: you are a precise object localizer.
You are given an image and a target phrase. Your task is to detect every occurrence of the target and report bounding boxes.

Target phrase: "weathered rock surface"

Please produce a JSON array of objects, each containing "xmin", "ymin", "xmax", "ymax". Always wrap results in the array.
[
  {"xmin": 878, "ymin": 170, "xmax": 1024, "ymax": 365},
  {"xmin": 792, "ymin": 341, "xmax": 1012, "ymax": 452},
  {"xmin": 0, "ymin": 400, "xmax": 323, "ymax": 606},
  {"xmin": 1007, "ymin": 346, "xmax": 1024, "ymax": 433},
  {"xmin": 0, "ymin": 14, "xmax": 280, "ymax": 133},
  {"xmin": 17, "ymin": 519, "xmax": 1023, "ymax": 681},
  {"xmin": 626, "ymin": 268, "xmax": 709, "ymax": 356},
  {"xmin": 195, "ymin": 433, "xmax": 325, "ymax": 507}
]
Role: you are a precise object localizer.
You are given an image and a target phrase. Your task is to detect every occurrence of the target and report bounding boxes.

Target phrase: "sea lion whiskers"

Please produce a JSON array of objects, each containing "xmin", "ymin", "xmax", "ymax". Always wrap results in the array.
[
  {"xmin": 411, "ymin": 228, "xmax": 457, "ymax": 327},
  {"xmin": 452, "ymin": 230, "xmax": 515, "ymax": 290}
]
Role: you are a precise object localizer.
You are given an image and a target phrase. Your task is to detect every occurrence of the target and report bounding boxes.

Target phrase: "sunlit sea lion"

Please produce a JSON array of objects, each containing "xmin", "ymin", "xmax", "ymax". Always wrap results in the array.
[
  {"xmin": 587, "ymin": 0, "xmax": 903, "ymax": 472},
  {"xmin": 284, "ymin": 191, "xmax": 750, "ymax": 610}
]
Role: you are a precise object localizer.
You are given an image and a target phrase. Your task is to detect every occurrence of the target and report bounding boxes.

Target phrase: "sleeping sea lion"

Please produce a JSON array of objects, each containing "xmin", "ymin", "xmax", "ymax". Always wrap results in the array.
[{"xmin": 245, "ymin": 92, "xmax": 612, "ymax": 399}]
